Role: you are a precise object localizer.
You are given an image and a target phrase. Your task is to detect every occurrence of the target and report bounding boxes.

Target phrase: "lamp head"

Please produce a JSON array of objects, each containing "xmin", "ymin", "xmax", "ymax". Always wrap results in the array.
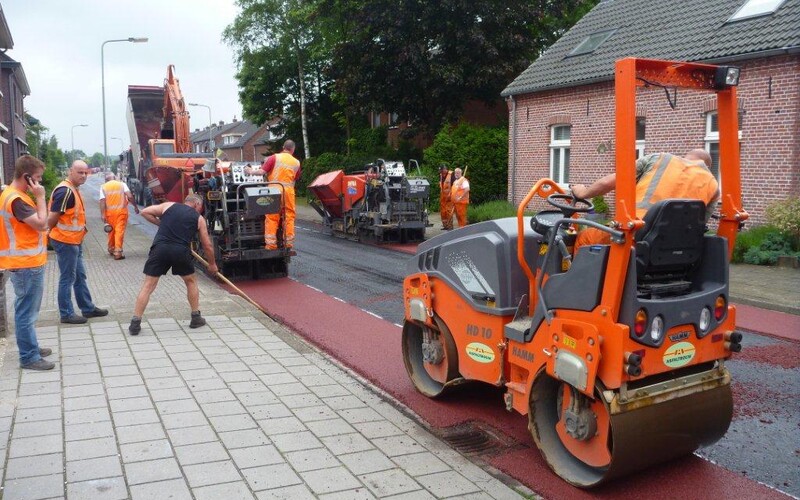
[{"xmin": 129, "ymin": 37, "xmax": 148, "ymax": 43}]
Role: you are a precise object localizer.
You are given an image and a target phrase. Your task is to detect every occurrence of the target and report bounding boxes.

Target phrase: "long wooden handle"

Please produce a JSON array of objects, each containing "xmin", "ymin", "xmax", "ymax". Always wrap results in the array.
[{"xmin": 191, "ymin": 249, "xmax": 266, "ymax": 313}]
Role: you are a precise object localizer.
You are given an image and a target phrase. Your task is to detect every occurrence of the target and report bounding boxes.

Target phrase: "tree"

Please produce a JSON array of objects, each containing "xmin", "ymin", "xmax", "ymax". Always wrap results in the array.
[
  {"xmin": 89, "ymin": 152, "xmax": 105, "ymax": 169},
  {"xmin": 324, "ymin": 0, "xmax": 597, "ymax": 133}
]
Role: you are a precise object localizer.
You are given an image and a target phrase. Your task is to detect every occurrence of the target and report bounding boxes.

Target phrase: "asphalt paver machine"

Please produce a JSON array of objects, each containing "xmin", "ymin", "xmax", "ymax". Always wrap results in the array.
[{"xmin": 402, "ymin": 58, "xmax": 748, "ymax": 487}]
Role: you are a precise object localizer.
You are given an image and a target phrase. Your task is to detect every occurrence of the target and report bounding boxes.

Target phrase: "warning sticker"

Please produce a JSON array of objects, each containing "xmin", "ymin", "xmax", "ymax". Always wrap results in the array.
[
  {"xmin": 466, "ymin": 342, "xmax": 495, "ymax": 364},
  {"xmin": 662, "ymin": 341, "xmax": 696, "ymax": 368}
]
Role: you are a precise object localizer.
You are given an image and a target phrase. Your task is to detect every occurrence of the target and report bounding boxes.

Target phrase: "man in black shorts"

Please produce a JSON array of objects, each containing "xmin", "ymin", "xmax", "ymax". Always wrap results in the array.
[{"xmin": 128, "ymin": 194, "xmax": 218, "ymax": 335}]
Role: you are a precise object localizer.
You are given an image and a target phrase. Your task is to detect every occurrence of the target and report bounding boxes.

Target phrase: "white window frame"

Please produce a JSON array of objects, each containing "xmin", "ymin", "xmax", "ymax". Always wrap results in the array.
[
  {"xmin": 704, "ymin": 111, "xmax": 742, "ymax": 182},
  {"xmin": 549, "ymin": 125, "xmax": 571, "ymax": 185},
  {"xmin": 635, "ymin": 117, "xmax": 646, "ymax": 159}
]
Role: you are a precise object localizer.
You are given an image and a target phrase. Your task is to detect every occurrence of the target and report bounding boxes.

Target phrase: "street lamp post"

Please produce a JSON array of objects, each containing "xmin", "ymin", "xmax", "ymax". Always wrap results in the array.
[
  {"xmin": 71, "ymin": 123, "xmax": 88, "ymax": 161},
  {"xmin": 102, "ymin": 37, "xmax": 148, "ymax": 172},
  {"xmin": 188, "ymin": 103, "xmax": 212, "ymax": 154}
]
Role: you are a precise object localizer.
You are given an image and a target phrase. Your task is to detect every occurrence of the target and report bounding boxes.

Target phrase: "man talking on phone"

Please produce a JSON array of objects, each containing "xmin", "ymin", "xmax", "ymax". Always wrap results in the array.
[{"xmin": 0, "ymin": 155, "xmax": 54, "ymax": 370}]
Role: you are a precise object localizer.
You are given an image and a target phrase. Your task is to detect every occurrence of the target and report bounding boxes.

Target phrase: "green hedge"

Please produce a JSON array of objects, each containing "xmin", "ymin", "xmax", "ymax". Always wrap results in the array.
[{"xmin": 467, "ymin": 200, "xmax": 518, "ymax": 223}]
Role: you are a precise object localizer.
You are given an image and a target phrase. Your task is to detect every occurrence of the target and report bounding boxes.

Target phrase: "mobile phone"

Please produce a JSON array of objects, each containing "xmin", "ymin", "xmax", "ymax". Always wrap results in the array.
[{"xmin": 24, "ymin": 174, "xmax": 34, "ymax": 187}]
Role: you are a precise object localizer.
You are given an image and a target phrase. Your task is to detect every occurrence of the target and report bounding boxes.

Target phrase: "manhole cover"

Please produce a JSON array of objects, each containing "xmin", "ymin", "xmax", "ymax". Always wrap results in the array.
[{"xmin": 440, "ymin": 422, "xmax": 513, "ymax": 456}]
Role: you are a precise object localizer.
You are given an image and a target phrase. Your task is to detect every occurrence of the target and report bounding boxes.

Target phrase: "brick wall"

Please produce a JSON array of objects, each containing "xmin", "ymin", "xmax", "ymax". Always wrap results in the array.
[{"xmin": 507, "ymin": 55, "xmax": 800, "ymax": 225}]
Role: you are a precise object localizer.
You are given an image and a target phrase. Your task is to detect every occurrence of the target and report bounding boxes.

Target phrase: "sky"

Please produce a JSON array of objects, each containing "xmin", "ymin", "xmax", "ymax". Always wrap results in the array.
[{"xmin": 3, "ymin": 0, "xmax": 243, "ymax": 157}]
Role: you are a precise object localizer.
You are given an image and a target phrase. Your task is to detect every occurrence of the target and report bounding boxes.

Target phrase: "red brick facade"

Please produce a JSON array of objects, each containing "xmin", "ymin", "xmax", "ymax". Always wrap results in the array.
[{"xmin": 507, "ymin": 55, "xmax": 800, "ymax": 225}]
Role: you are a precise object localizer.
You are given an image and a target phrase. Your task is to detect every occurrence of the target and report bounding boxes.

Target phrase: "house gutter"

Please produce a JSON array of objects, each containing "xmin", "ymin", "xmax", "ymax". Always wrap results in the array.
[{"xmin": 508, "ymin": 95, "xmax": 517, "ymax": 206}]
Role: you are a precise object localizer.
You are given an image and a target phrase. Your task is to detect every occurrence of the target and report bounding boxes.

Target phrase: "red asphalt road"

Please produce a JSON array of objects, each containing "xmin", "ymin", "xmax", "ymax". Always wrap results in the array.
[
  {"xmin": 735, "ymin": 304, "xmax": 800, "ymax": 342},
  {"xmin": 237, "ymin": 277, "xmax": 789, "ymax": 500}
]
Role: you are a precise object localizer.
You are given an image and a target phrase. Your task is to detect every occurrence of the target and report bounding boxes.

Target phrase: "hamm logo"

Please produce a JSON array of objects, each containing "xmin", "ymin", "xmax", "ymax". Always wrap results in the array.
[
  {"xmin": 663, "ymin": 341, "xmax": 696, "ymax": 368},
  {"xmin": 466, "ymin": 342, "xmax": 495, "ymax": 363}
]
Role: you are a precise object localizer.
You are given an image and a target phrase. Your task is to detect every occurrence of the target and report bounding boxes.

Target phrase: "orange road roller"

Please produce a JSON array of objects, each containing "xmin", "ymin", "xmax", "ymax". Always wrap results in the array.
[{"xmin": 402, "ymin": 58, "xmax": 748, "ymax": 487}]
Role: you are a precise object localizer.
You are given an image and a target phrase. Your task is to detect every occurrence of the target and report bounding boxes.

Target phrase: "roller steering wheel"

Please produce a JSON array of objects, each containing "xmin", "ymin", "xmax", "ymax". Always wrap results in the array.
[{"xmin": 547, "ymin": 193, "xmax": 594, "ymax": 218}]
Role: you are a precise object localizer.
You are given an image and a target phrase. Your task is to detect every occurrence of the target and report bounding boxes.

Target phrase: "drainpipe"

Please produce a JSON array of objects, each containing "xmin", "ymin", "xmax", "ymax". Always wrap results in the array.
[{"xmin": 508, "ymin": 95, "xmax": 518, "ymax": 206}]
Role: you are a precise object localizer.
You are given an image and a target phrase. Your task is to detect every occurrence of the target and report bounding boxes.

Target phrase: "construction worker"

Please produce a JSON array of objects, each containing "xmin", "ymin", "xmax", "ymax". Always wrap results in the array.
[
  {"xmin": 47, "ymin": 160, "xmax": 108, "ymax": 325},
  {"xmin": 450, "ymin": 167, "xmax": 470, "ymax": 228},
  {"xmin": 99, "ymin": 173, "xmax": 139, "ymax": 260},
  {"xmin": 0, "ymin": 155, "xmax": 54, "ymax": 370},
  {"xmin": 245, "ymin": 140, "xmax": 301, "ymax": 250},
  {"xmin": 571, "ymin": 149, "xmax": 719, "ymax": 248},
  {"xmin": 439, "ymin": 165, "xmax": 454, "ymax": 230}
]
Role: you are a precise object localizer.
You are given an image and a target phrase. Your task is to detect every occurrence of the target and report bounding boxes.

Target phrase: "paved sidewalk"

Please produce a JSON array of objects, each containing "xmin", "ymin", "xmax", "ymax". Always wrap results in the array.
[{"xmin": 0, "ymin": 176, "xmax": 528, "ymax": 500}]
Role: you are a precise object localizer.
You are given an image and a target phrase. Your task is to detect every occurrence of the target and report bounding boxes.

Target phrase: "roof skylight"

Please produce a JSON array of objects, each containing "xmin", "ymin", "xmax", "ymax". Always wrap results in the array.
[
  {"xmin": 567, "ymin": 29, "xmax": 616, "ymax": 57},
  {"xmin": 728, "ymin": 0, "xmax": 786, "ymax": 21}
]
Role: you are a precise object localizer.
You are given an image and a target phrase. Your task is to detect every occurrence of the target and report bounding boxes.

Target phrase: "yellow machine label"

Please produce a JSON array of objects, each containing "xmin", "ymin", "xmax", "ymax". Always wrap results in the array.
[
  {"xmin": 465, "ymin": 342, "xmax": 495, "ymax": 363},
  {"xmin": 562, "ymin": 335, "xmax": 577, "ymax": 349},
  {"xmin": 539, "ymin": 244, "xmax": 548, "ymax": 256},
  {"xmin": 409, "ymin": 287, "xmax": 419, "ymax": 296},
  {"xmin": 663, "ymin": 341, "xmax": 696, "ymax": 368}
]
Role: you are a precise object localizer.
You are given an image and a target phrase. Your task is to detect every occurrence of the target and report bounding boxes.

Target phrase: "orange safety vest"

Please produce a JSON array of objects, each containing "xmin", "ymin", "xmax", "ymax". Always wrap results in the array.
[
  {"xmin": 268, "ymin": 152, "xmax": 301, "ymax": 188},
  {"xmin": 440, "ymin": 171, "xmax": 453, "ymax": 196},
  {"xmin": 451, "ymin": 176, "xmax": 470, "ymax": 204},
  {"xmin": 635, "ymin": 153, "xmax": 718, "ymax": 218},
  {"xmin": 49, "ymin": 180, "xmax": 87, "ymax": 245},
  {"xmin": 101, "ymin": 180, "xmax": 128, "ymax": 214},
  {"xmin": 0, "ymin": 186, "xmax": 47, "ymax": 269}
]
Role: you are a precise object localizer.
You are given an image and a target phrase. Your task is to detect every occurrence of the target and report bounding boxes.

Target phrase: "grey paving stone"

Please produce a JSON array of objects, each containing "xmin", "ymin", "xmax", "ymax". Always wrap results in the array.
[
  {"xmin": 353, "ymin": 420, "xmax": 405, "ymax": 440},
  {"xmin": 306, "ymin": 418, "xmax": 357, "ymax": 439},
  {"xmin": 229, "ymin": 444, "xmax": 284, "ymax": 469},
  {"xmin": 217, "ymin": 428, "xmax": 270, "ymax": 450},
  {"xmin": 140, "ymin": 366, "xmax": 179, "ymax": 379},
  {"xmin": 129, "ymin": 478, "xmax": 192, "ymax": 500},
  {"xmin": 155, "ymin": 398, "xmax": 201, "ymax": 415},
  {"xmin": 193, "ymin": 388, "xmax": 236, "ymax": 404},
  {"xmin": 338, "ymin": 407, "xmax": 384, "ymax": 425},
  {"xmin": 183, "ymin": 459, "xmax": 241, "ymax": 487},
  {"xmin": 249, "ymin": 403, "xmax": 292, "ymax": 421},
  {"xmin": 65, "ymin": 407, "xmax": 111, "ymax": 426},
  {"xmin": 185, "ymin": 378, "xmax": 228, "ymax": 392},
  {"xmin": 64, "ymin": 394, "xmax": 108, "ymax": 411},
  {"xmin": 292, "ymin": 405, "xmax": 338, "ymax": 423},
  {"xmin": 8, "ymin": 433, "xmax": 63, "ymax": 458},
  {"xmin": 17, "ymin": 381, "xmax": 61, "ymax": 396},
  {"xmin": 120, "ymin": 439, "xmax": 174, "ymax": 463},
  {"xmin": 174, "ymin": 441, "xmax": 229, "ymax": 466},
  {"xmin": 100, "ymin": 364, "xmax": 140, "ymax": 377},
  {"xmin": 66, "ymin": 476, "xmax": 129, "ymax": 500},
  {"xmin": 285, "ymin": 448, "xmax": 340, "ymax": 472},
  {"xmin": 323, "ymin": 395, "xmax": 368, "ymax": 410},
  {"xmin": 67, "ymin": 455, "xmax": 123, "ymax": 483},
  {"xmin": 268, "ymin": 383, "xmax": 309, "ymax": 397},
  {"xmin": 106, "ymin": 385, "xmax": 149, "ymax": 400},
  {"xmin": 258, "ymin": 372, "xmax": 299, "ymax": 386},
  {"xmin": 16, "ymin": 392, "xmax": 61, "ymax": 409},
  {"xmin": 270, "ymin": 431, "xmax": 323, "ymax": 453},
  {"xmin": 309, "ymin": 384, "xmax": 351, "ymax": 398},
  {"xmin": 194, "ymin": 481, "xmax": 256, "ymax": 500},
  {"xmin": 322, "ymin": 433, "xmax": 375, "ymax": 456},
  {"xmin": 316, "ymin": 488, "xmax": 377, "ymax": 500},
  {"xmin": 144, "ymin": 376, "xmax": 186, "ymax": 390},
  {"xmin": 200, "ymin": 400, "xmax": 247, "ymax": 417},
  {"xmin": 300, "ymin": 465, "xmax": 363, "ymax": 495},
  {"xmin": 249, "ymin": 363, "xmax": 286, "ymax": 377},
  {"xmin": 124, "ymin": 456, "xmax": 183, "ymax": 485},
  {"xmin": 110, "ymin": 408, "xmax": 161, "ymax": 427},
  {"xmin": 13, "ymin": 405, "xmax": 62, "ymax": 423},
  {"xmin": 211, "ymin": 361, "xmax": 249, "ymax": 373},
  {"xmin": 63, "ymin": 372, "xmax": 104, "ymax": 387},
  {"xmin": 242, "ymin": 463, "xmax": 303, "ymax": 492},
  {"xmin": 10, "ymin": 418, "xmax": 62, "ymax": 438},
  {"xmin": 116, "ymin": 423, "xmax": 167, "ymax": 445},
  {"xmin": 209, "ymin": 413, "xmax": 258, "ymax": 433},
  {"xmin": 391, "ymin": 452, "xmax": 451, "ymax": 477},
  {"xmin": 5, "ymin": 452, "xmax": 63, "ymax": 479},
  {"xmin": 173, "ymin": 360, "xmax": 212, "ymax": 371},
  {"xmin": 65, "ymin": 420, "xmax": 115, "ymax": 441},
  {"xmin": 416, "ymin": 470, "xmax": 482, "ymax": 497},
  {"xmin": 339, "ymin": 449, "xmax": 397, "ymax": 476},
  {"xmin": 109, "ymin": 396, "xmax": 153, "ymax": 413},
  {"xmin": 258, "ymin": 416, "xmax": 307, "ymax": 437},
  {"xmin": 359, "ymin": 468, "xmax": 420, "ymax": 497},
  {"xmin": 1, "ymin": 473, "xmax": 64, "ymax": 499},
  {"xmin": 166, "ymin": 424, "xmax": 218, "ymax": 447},
  {"xmin": 62, "ymin": 363, "xmax": 101, "ymax": 376},
  {"xmin": 149, "ymin": 387, "xmax": 193, "ymax": 402},
  {"xmin": 373, "ymin": 490, "xmax": 435, "ymax": 500},
  {"xmin": 104, "ymin": 374, "xmax": 145, "ymax": 388},
  {"xmin": 66, "ymin": 436, "xmax": 118, "ymax": 461}
]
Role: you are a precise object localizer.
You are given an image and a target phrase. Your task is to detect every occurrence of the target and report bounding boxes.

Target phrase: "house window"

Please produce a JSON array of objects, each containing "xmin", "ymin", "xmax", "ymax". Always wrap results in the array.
[
  {"xmin": 704, "ymin": 111, "xmax": 743, "ymax": 179},
  {"xmin": 549, "ymin": 125, "xmax": 571, "ymax": 184},
  {"xmin": 728, "ymin": 0, "xmax": 786, "ymax": 22},
  {"xmin": 222, "ymin": 134, "xmax": 243, "ymax": 146},
  {"xmin": 636, "ymin": 117, "xmax": 646, "ymax": 159},
  {"xmin": 371, "ymin": 112, "xmax": 381, "ymax": 128},
  {"xmin": 389, "ymin": 112, "xmax": 400, "ymax": 128},
  {"xmin": 567, "ymin": 29, "xmax": 616, "ymax": 57}
]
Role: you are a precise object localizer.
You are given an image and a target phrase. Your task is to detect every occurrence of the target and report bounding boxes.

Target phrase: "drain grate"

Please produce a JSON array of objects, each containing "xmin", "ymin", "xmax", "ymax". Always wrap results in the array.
[{"xmin": 440, "ymin": 422, "xmax": 513, "ymax": 456}]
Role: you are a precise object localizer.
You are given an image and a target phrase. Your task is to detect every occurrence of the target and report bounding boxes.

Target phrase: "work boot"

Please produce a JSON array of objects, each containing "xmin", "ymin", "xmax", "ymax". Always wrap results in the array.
[
  {"xmin": 113, "ymin": 252, "xmax": 125, "ymax": 260},
  {"xmin": 21, "ymin": 359, "xmax": 55, "ymax": 371},
  {"xmin": 129, "ymin": 317, "xmax": 141, "ymax": 336},
  {"xmin": 83, "ymin": 307, "xmax": 109, "ymax": 318},
  {"xmin": 39, "ymin": 348, "xmax": 53, "ymax": 357},
  {"xmin": 189, "ymin": 311, "xmax": 206, "ymax": 329},
  {"xmin": 61, "ymin": 315, "xmax": 87, "ymax": 325}
]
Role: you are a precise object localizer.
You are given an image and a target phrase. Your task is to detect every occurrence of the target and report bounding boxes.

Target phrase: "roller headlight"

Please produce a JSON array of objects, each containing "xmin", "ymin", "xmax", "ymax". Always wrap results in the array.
[
  {"xmin": 699, "ymin": 307, "xmax": 712, "ymax": 335},
  {"xmin": 650, "ymin": 316, "xmax": 664, "ymax": 342}
]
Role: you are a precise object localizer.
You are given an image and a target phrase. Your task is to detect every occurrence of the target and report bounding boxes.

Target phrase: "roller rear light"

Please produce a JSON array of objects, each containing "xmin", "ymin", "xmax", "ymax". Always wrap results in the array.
[
  {"xmin": 634, "ymin": 309, "xmax": 647, "ymax": 337},
  {"xmin": 714, "ymin": 296, "xmax": 727, "ymax": 321}
]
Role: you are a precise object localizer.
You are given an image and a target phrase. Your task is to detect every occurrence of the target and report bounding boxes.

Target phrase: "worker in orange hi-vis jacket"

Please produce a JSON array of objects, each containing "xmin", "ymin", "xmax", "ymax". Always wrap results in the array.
[
  {"xmin": 450, "ymin": 167, "xmax": 470, "ymax": 228},
  {"xmin": 245, "ymin": 140, "xmax": 301, "ymax": 250},
  {"xmin": 99, "ymin": 173, "xmax": 139, "ymax": 260},
  {"xmin": 438, "ymin": 165, "xmax": 454, "ymax": 230}
]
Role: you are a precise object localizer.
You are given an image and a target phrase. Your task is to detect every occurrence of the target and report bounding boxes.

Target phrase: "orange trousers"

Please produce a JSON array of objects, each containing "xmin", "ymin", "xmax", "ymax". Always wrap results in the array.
[
  {"xmin": 454, "ymin": 202, "xmax": 468, "ymax": 228},
  {"xmin": 266, "ymin": 187, "xmax": 295, "ymax": 250},
  {"xmin": 440, "ymin": 195, "xmax": 454, "ymax": 229},
  {"xmin": 105, "ymin": 210, "xmax": 129, "ymax": 254},
  {"xmin": 575, "ymin": 227, "xmax": 611, "ymax": 248}
]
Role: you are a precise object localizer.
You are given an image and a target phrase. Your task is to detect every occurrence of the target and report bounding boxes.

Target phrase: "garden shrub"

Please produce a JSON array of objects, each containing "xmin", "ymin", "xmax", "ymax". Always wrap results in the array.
[
  {"xmin": 765, "ymin": 196, "xmax": 800, "ymax": 248},
  {"xmin": 732, "ymin": 225, "xmax": 781, "ymax": 263},
  {"xmin": 742, "ymin": 232, "xmax": 799, "ymax": 265},
  {"xmin": 467, "ymin": 200, "xmax": 518, "ymax": 223}
]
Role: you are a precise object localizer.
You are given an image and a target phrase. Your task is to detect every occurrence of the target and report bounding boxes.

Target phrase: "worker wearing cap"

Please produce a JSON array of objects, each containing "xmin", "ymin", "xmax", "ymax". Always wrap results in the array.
[
  {"xmin": 571, "ymin": 149, "xmax": 719, "ymax": 248},
  {"xmin": 450, "ymin": 167, "xmax": 470, "ymax": 228},
  {"xmin": 245, "ymin": 140, "xmax": 301, "ymax": 250},
  {"xmin": 100, "ymin": 173, "xmax": 138, "ymax": 260},
  {"xmin": 439, "ymin": 165, "xmax": 454, "ymax": 230}
]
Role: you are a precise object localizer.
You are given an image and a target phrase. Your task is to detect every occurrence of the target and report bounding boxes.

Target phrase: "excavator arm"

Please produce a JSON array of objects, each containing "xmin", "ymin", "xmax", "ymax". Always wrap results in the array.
[{"xmin": 162, "ymin": 64, "xmax": 191, "ymax": 154}]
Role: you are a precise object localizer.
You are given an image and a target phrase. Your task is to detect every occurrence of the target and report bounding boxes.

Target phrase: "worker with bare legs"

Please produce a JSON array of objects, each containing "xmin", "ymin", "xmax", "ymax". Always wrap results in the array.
[
  {"xmin": 450, "ymin": 167, "xmax": 470, "ymax": 228},
  {"xmin": 571, "ymin": 149, "xmax": 719, "ymax": 248},
  {"xmin": 100, "ymin": 173, "xmax": 138, "ymax": 260},
  {"xmin": 245, "ymin": 140, "xmax": 301, "ymax": 250},
  {"xmin": 128, "ymin": 194, "xmax": 218, "ymax": 335}
]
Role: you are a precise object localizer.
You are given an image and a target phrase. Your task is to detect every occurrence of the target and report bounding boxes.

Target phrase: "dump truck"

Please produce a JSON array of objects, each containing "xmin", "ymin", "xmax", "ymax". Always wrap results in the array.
[
  {"xmin": 125, "ymin": 66, "xmax": 210, "ymax": 206},
  {"xmin": 402, "ymin": 58, "xmax": 748, "ymax": 487},
  {"xmin": 308, "ymin": 159, "xmax": 430, "ymax": 243}
]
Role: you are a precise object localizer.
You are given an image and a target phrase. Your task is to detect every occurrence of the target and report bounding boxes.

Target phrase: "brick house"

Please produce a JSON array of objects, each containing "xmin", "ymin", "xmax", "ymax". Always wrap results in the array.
[
  {"xmin": 190, "ymin": 118, "xmax": 279, "ymax": 163},
  {"xmin": 502, "ymin": 0, "xmax": 800, "ymax": 225},
  {"xmin": 0, "ymin": 7, "xmax": 29, "ymax": 185}
]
